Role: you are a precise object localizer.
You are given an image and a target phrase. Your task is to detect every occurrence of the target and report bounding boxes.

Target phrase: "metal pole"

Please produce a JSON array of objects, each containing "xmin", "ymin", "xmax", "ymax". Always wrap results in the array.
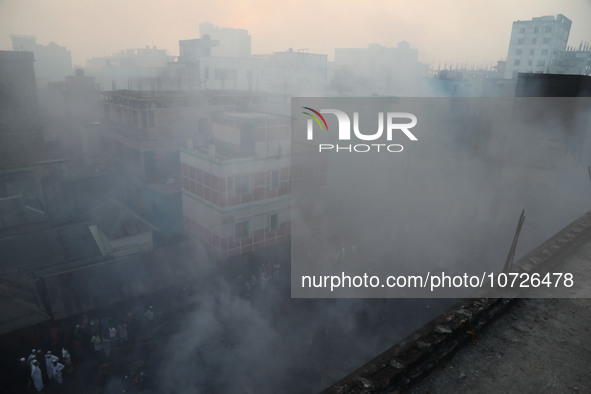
[{"xmin": 503, "ymin": 209, "xmax": 525, "ymax": 273}]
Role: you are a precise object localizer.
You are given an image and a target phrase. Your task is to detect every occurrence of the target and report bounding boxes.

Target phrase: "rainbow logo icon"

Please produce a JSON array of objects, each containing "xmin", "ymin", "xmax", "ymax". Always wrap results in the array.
[{"xmin": 302, "ymin": 107, "xmax": 328, "ymax": 131}]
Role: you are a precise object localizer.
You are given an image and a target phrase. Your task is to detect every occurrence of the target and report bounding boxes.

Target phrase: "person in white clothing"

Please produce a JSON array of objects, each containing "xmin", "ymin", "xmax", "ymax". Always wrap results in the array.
[
  {"xmin": 61, "ymin": 348, "xmax": 71, "ymax": 363},
  {"xmin": 52, "ymin": 359, "xmax": 65, "ymax": 384},
  {"xmin": 62, "ymin": 347, "xmax": 74, "ymax": 373},
  {"xmin": 31, "ymin": 360, "xmax": 44, "ymax": 392},
  {"xmin": 45, "ymin": 351, "xmax": 58, "ymax": 380},
  {"xmin": 91, "ymin": 334, "xmax": 102, "ymax": 352}
]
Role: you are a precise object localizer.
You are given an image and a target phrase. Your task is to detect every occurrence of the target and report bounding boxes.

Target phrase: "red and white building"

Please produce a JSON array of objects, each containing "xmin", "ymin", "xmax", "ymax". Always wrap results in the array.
[{"xmin": 181, "ymin": 112, "xmax": 291, "ymax": 259}]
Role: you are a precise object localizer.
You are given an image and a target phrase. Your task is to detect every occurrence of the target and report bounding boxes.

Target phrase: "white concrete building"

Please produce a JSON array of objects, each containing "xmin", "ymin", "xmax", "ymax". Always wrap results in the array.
[
  {"xmin": 199, "ymin": 22, "xmax": 251, "ymax": 58},
  {"xmin": 504, "ymin": 14, "xmax": 571, "ymax": 79}
]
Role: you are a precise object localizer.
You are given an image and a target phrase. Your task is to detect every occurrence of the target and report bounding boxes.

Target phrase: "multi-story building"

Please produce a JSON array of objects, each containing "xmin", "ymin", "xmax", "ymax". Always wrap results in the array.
[
  {"xmin": 179, "ymin": 36, "xmax": 219, "ymax": 62},
  {"xmin": 181, "ymin": 112, "xmax": 291, "ymax": 259},
  {"xmin": 504, "ymin": 14, "xmax": 571, "ymax": 79},
  {"xmin": 176, "ymin": 33, "xmax": 264, "ymax": 92},
  {"xmin": 199, "ymin": 22, "xmax": 252, "ymax": 58},
  {"xmin": 178, "ymin": 27, "xmax": 327, "ymax": 95},
  {"xmin": 550, "ymin": 43, "xmax": 591, "ymax": 76},
  {"xmin": 333, "ymin": 41, "xmax": 427, "ymax": 95},
  {"xmin": 99, "ymin": 89, "xmax": 209, "ymax": 221},
  {"xmin": 10, "ymin": 35, "xmax": 72, "ymax": 87},
  {"xmin": 0, "ymin": 51, "xmax": 43, "ymax": 168},
  {"xmin": 85, "ymin": 46, "xmax": 169, "ymax": 91},
  {"xmin": 261, "ymin": 49, "xmax": 328, "ymax": 95},
  {"xmin": 100, "ymin": 90, "xmax": 272, "ymax": 235},
  {"xmin": 37, "ymin": 69, "xmax": 101, "ymax": 158}
]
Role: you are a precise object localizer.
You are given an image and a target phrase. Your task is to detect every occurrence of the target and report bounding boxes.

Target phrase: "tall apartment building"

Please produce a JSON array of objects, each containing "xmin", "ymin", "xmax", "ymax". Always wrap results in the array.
[{"xmin": 504, "ymin": 14, "xmax": 571, "ymax": 79}]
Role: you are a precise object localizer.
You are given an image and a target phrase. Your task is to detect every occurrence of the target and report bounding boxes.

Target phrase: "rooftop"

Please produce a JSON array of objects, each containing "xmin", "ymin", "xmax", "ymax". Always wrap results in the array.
[
  {"xmin": 0, "ymin": 221, "xmax": 101, "ymax": 276},
  {"xmin": 404, "ymin": 297, "xmax": 591, "ymax": 393},
  {"xmin": 87, "ymin": 199, "xmax": 158, "ymax": 239},
  {"xmin": 322, "ymin": 209, "xmax": 591, "ymax": 393}
]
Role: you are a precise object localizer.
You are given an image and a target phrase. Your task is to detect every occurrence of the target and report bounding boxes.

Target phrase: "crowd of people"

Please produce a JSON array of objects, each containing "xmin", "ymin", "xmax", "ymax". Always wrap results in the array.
[
  {"xmin": 8, "ymin": 255, "xmax": 287, "ymax": 393},
  {"xmin": 13, "ymin": 304, "xmax": 153, "ymax": 393},
  {"xmin": 18, "ymin": 348, "xmax": 71, "ymax": 392}
]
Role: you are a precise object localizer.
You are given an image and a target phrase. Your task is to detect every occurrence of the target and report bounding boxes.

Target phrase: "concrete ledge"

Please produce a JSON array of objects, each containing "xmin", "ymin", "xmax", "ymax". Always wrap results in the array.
[
  {"xmin": 511, "ymin": 210, "xmax": 591, "ymax": 277},
  {"xmin": 321, "ymin": 297, "xmax": 513, "ymax": 394},
  {"xmin": 321, "ymin": 210, "xmax": 591, "ymax": 393}
]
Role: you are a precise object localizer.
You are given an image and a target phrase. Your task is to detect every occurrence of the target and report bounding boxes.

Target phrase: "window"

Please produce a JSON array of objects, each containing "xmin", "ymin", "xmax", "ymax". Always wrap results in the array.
[
  {"xmin": 517, "ymin": 38, "xmax": 524, "ymax": 45},
  {"xmin": 270, "ymin": 169, "xmax": 281, "ymax": 189},
  {"xmin": 528, "ymin": 60, "xmax": 533, "ymax": 66},
  {"xmin": 543, "ymin": 38, "xmax": 550, "ymax": 45},
  {"xmin": 532, "ymin": 38, "xmax": 537, "ymax": 45},
  {"xmin": 545, "ymin": 26, "xmax": 552, "ymax": 33},
  {"xmin": 515, "ymin": 49, "xmax": 522, "ymax": 55},
  {"xmin": 235, "ymin": 221, "xmax": 249, "ymax": 239},
  {"xmin": 269, "ymin": 214, "xmax": 278, "ymax": 231},
  {"xmin": 541, "ymin": 49, "xmax": 548, "ymax": 56},
  {"xmin": 534, "ymin": 27, "xmax": 539, "ymax": 34},
  {"xmin": 514, "ymin": 59, "xmax": 521, "ymax": 66},
  {"xmin": 530, "ymin": 49, "xmax": 535, "ymax": 56},
  {"xmin": 234, "ymin": 175, "xmax": 251, "ymax": 195},
  {"xmin": 520, "ymin": 27, "xmax": 525, "ymax": 33},
  {"xmin": 537, "ymin": 60, "xmax": 545, "ymax": 67}
]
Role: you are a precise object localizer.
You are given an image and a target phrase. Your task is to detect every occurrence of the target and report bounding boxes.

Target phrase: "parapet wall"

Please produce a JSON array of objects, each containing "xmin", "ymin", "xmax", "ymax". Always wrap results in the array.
[{"xmin": 321, "ymin": 209, "xmax": 591, "ymax": 393}]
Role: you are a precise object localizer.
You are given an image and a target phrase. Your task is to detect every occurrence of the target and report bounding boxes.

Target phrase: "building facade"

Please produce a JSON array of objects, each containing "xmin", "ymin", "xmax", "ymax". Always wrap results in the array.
[
  {"xmin": 0, "ymin": 51, "xmax": 43, "ymax": 168},
  {"xmin": 333, "ymin": 41, "xmax": 426, "ymax": 95},
  {"xmin": 504, "ymin": 14, "xmax": 571, "ymax": 79},
  {"xmin": 181, "ymin": 112, "xmax": 291, "ymax": 259},
  {"xmin": 86, "ymin": 46, "xmax": 169, "ymax": 91},
  {"xmin": 199, "ymin": 22, "xmax": 251, "ymax": 58},
  {"xmin": 550, "ymin": 44, "xmax": 591, "ymax": 76},
  {"xmin": 10, "ymin": 35, "xmax": 72, "ymax": 87}
]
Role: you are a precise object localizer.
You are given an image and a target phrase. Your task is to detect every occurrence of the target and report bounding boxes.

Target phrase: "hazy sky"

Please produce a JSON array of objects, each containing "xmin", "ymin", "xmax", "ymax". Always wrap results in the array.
[{"xmin": 1, "ymin": 0, "xmax": 590, "ymax": 67}]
